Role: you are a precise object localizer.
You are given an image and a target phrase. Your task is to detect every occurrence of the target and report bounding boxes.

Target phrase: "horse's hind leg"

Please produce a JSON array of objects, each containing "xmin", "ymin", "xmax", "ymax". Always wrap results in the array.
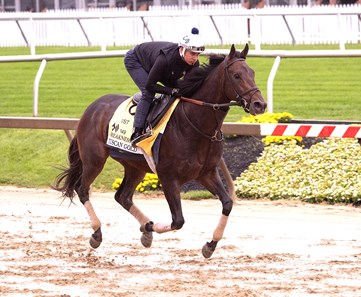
[
  {"xmin": 114, "ymin": 164, "xmax": 154, "ymax": 247},
  {"xmin": 77, "ymin": 143, "xmax": 108, "ymax": 249}
]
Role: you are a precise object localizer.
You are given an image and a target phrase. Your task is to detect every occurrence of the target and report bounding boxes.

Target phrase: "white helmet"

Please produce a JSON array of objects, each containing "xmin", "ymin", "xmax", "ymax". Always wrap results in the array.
[{"xmin": 178, "ymin": 27, "xmax": 205, "ymax": 53}]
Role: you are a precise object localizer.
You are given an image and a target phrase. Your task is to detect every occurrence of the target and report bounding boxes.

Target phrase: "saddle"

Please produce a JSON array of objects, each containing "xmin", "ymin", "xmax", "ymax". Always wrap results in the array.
[
  {"xmin": 130, "ymin": 92, "xmax": 176, "ymax": 130},
  {"xmin": 107, "ymin": 94, "xmax": 181, "ymax": 173}
]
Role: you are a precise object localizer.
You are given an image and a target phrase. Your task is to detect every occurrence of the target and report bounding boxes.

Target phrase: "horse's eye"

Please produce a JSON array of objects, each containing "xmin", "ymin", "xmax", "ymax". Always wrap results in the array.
[{"xmin": 234, "ymin": 73, "xmax": 241, "ymax": 79}]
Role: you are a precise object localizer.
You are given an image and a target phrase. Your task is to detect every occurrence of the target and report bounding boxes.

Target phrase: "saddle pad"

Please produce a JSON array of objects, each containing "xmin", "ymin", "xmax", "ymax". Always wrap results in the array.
[
  {"xmin": 106, "ymin": 97, "xmax": 142, "ymax": 155},
  {"xmin": 137, "ymin": 98, "xmax": 180, "ymax": 157},
  {"xmin": 106, "ymin": 97, "xmax": 180, "ymax": 173}
]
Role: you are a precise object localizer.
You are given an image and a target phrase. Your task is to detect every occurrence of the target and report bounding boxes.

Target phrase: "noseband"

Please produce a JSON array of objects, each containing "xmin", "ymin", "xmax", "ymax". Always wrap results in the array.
[{"xmin": 224, "ymin": 58, "xmax": 260, "ymax": 112}]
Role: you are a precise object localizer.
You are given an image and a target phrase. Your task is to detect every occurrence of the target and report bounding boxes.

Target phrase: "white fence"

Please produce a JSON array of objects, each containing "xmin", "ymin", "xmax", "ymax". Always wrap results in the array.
[
  {"xmin": 0, "ymin": 4, "xmax": 361, "ymax": 50},
  {"xmin": 2, "ymin": 117, "xmax": 361, "ymax": 141}
]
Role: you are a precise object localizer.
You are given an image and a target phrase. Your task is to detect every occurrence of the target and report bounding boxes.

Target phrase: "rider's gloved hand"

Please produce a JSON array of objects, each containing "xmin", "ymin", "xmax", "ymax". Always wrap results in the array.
[{"xmin": 171, "ymin": 88, "xmax": 182, "ymax": 98}]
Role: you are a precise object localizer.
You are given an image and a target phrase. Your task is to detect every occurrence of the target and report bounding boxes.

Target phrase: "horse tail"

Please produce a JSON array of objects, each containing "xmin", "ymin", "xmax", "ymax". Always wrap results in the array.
[
  {"xmin": 219, "ymin": 157, "xmax": 236, "ymax": 202},
  {"xmin": 52, "ymin": 136, "xmax": 83, "ymax": 201}
]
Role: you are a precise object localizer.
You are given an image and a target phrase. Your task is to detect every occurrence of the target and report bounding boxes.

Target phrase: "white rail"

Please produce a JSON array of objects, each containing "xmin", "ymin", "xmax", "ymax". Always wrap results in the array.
[
  {"xmin": 1, "ymin": 117, "xmax": 361, "ymax": 141},
  {"xmin": 2, "ymin": 48, "xmax": 361, "ymax": 63}
]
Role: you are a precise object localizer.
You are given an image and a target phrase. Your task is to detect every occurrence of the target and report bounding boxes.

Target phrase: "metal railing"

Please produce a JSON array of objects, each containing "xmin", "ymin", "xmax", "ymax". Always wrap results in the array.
[{"xmin": 1, "ymin": 117, "xmax": 361, "ymax": 143}]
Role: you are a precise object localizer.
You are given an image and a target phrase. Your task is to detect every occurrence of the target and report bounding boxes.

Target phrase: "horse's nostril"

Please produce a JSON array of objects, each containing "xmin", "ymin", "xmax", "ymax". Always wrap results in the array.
[{"xmin": 253, "ymin": 101, "xmax": 267, "ymax": 111}]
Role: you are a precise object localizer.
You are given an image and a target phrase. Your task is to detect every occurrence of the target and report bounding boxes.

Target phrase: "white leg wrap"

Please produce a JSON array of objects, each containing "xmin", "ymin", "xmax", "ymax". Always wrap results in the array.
[
  {"xmin": 212, "ymin": 215, "xmax": 229, "ymax": 241},
  {"xmin": 153, "ymin": 223, "xmax": 172, "ymax": 234},
  {"xmin": 129, "ymin": 205, "xmax": 150, "ymax": 226},
  {"xmin": 84, "ymin": 201, "xmax": 101, "ymax": 231}
]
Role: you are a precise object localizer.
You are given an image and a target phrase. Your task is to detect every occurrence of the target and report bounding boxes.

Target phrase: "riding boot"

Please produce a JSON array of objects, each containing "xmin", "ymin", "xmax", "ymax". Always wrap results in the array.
[
  {"xmin": 131, "ymin": 97, "xmax": 152, "ymax": 147},
  {"xmin": 130, "ymin": 127, "xmax": 152, "ymax": 147},
  {"xmin": 130, "ymin": 127, "xmax": 144, "ymax": 145}
]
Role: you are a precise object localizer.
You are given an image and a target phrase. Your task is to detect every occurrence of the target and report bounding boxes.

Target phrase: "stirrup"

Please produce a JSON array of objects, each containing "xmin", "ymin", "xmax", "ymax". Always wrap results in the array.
[{"xmin": 131, "ymin": 130, "xmax": 152, "ymax": 147}]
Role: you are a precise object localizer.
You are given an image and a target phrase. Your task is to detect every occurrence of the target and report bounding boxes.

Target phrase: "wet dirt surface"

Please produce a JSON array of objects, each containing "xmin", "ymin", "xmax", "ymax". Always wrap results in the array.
[{"xmin": 1, "ymin": 186, "xmax": 361, "ymax": 297}]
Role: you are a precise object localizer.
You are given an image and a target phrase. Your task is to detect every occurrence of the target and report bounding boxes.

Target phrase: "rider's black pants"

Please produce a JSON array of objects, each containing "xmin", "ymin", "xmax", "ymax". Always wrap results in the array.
[{"xmin": 124, "ymin": 49, "xmax": 154, "ymax": 129}]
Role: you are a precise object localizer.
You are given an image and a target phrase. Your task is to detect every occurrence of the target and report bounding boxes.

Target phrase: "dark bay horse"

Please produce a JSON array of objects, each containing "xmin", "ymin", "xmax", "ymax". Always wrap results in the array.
[{"xmin": 53, "ymin": 44, "xmax": 267, "ymax": 258}]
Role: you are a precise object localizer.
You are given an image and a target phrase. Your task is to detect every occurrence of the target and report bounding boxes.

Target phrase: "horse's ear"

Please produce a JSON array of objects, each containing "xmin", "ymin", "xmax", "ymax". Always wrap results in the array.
[
  {"xmin": 229, "ymin": 44, "xmax": 236, "ymax": 59},
  {"xmin": 239, "ymin": 43, "xmax": 249, "ymax": 59}
]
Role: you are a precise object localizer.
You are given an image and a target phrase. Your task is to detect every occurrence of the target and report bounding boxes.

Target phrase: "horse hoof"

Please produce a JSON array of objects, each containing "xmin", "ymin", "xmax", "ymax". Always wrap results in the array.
[
  {"xmin": 141, "ymin": 231, "xmax": 153, "ymax": 248},
  {"xmin": 202, "ymin": 241, "xmax": 218, "ymax": 258},
  {"xmin": 89, "ymin": 228, "xmax": 102, "ymax": 249},
  {"xmin": 202, "ymin": 244, "xmax": 214, "ymax": 258},
  {"xmin": 89, "ymin": 234, "xmax": 102, "ymax": 249}
]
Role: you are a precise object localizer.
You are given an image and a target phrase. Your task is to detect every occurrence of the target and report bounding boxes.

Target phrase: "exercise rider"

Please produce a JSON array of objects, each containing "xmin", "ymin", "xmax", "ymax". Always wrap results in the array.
[{"xmin": 124, "ymin": 27, "xmax": 205, "ymax": 147}]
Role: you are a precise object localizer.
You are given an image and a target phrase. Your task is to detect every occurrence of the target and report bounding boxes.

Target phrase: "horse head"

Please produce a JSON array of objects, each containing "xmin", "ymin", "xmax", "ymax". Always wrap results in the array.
[{"xmin": 223, "ymin": 44, "xmax": 267, "ymax": 115}]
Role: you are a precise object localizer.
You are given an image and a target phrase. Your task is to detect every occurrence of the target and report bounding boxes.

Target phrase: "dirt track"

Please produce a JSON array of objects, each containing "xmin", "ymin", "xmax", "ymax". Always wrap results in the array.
[{"xmin": 1, "ymin": 186, "xmax": 361, "ymax": 297}]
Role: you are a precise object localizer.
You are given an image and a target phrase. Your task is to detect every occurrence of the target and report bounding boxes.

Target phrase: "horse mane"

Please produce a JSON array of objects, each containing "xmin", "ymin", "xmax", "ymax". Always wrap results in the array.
[{"xmin": 178, "ymin": 54, "xmax": 226, "ymax": 97}]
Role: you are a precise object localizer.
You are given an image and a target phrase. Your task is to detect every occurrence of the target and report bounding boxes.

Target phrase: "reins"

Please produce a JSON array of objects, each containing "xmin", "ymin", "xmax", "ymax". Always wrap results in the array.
[
  {"xmin": 181, "ymin": 101, "xmax": 224, "ymax": 142},
  {"xmin": 179, "ymin": 96, "xmax": 244, "ymax": 110}
]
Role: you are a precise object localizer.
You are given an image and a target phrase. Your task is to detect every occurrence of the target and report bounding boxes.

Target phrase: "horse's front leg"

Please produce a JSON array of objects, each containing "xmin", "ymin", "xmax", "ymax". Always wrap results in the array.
[
  {"xmin": 198, "ymin": 169, "xmax": 233, "ymax": 258},
  {"xmin": 118, "ymin": 195, "xmax": 154, "ymax": 248},
  {"xmin": 146, "ymin": 182, "xmax": 185, "ymax": 234},
  {"xmin": 133, "ymin": 194, "xmax": 183, "ymax": 246},
  {"xmin": 117, "ymin": 184, "xmax": 183, "ymax": 246},
  {"xmin": 116, "ymin": 166, "xmax": 184, "ymax": 246}
]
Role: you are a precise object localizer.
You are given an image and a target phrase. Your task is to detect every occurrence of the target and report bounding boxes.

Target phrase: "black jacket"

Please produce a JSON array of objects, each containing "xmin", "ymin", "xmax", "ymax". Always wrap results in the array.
[{"xmin": 134, "ymin": 41, "xmax": 199, "ymax": 95}]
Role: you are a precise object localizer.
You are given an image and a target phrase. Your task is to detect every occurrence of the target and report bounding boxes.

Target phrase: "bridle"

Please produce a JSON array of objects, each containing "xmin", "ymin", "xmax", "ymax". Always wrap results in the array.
[
  {"xmin": 180, "ymin": 57, "xmax": 260, "ymax": 141},
  {"xmin": 180, "ymin": 58, "xmax": 260, "ymax": 112},
  {"xmin": 223, "ymin": 58, "xmax": 260, "ymax": 113}
]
